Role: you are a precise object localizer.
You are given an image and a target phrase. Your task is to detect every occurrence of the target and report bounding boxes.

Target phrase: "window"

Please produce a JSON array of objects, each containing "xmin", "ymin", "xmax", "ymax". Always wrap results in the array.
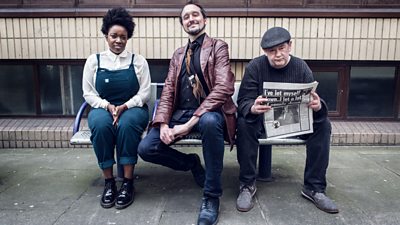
[
  {"xmin": 348, "ymin": 67, "xmax": 396, "ymax": 117},
  {"xmin": 0, "ymin": 65, "xmax": 36, "ymax": 115},
  {"xmin": 0, "ymin": 63, "xmax": 84, "ymax": 116},
  {"xmin": 314, "ymin": 71, "xmax": 339, "ymax": 111},
  {"xmin": 309, "ymin": 64, "xmax": 347, "ymax": 118},
  {"xmin": 39, "ymin": 65, "xmax": 84, "ymax": 115},
  {"xmin": 1, "ymin": 60, "xmax": 399, "ymax": 120},
  {"xmin": 0, "ymin": 60, "xmax": 168, "ymax": 116},
  {"xmin": 309, "ymin": 63, "xmax": 399, "ymax": 120},
  {"xmin": 148, "ymin": 60, "xmax": 169, "ymax": 98}
]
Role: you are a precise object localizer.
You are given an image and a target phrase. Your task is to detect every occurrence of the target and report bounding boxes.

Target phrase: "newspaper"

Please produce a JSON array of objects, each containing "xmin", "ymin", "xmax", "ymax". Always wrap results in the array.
[{"xmin": 263, "ymin": 81, "xmax": 318, "ymax": 140}]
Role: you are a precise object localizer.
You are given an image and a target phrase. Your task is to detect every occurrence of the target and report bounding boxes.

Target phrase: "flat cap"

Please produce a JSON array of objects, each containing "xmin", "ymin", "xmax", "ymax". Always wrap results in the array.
[{"xmin": 260, "ymin": 27, "xmax": 291, "ymax": 49}]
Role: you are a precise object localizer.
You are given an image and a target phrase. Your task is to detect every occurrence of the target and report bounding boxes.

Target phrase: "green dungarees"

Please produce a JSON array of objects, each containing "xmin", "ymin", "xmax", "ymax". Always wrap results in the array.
[{"xmin": 88, "ymin": 54, "xmax": 149, "ymax": 169}]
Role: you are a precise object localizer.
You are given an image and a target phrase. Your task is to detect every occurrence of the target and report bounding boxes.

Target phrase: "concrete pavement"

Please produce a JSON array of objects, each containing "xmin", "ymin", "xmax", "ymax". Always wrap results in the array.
[{"xmin": 0, "ymin": 146, "xmax": 400, "ymax": 225}]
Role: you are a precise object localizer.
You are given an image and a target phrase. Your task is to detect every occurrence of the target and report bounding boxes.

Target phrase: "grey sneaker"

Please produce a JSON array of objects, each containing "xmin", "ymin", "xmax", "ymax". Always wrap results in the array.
[
  {"xmin": 301, "ymin": 188, "xmax": 339, "ymax": 214},
  {"xmin": 236, "ymin": 183, "xmax": 257, "ymax": 212}
]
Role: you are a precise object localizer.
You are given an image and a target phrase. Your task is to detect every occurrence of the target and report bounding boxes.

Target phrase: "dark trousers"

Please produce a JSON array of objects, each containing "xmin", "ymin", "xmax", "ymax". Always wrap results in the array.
[
  {"xmin": 236, "ymin": 115, "xmax": 331, "ymax": 192},
  {"xmin": 88, "ymin": 107, "xmax": 149, "ymax": 170},
  {"xmin": 138, "ymin": 110, "xmax": 225, "ymax": 197}
]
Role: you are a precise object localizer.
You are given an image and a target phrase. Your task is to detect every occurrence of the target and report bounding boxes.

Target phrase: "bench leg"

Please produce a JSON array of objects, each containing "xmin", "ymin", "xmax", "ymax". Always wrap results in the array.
[{"xmin": 257, "ymin": 145, "xmax": 274, "ymax": 182}]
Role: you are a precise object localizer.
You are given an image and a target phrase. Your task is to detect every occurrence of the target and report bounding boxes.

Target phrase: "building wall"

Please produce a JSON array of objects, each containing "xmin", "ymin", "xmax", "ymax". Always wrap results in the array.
[{"xmin": 1, "ymin": 17, "xmax": 399, "ymax": 62}]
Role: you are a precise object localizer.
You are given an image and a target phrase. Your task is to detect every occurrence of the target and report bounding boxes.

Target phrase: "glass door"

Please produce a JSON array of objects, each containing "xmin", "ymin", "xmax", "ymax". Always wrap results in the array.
[{"xmin": 312, "ymin": 66, "xmax": 347, "ymax": 118}]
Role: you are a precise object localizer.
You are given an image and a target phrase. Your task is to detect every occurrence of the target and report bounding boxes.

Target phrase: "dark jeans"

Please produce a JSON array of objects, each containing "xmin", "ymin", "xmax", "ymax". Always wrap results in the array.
[
  {"xmin": 138, "ymin": 110, "xmax": 225, "ymax": 197},
  {"xmin": 88, "ymin": 107, "xmax": 149, "ymax": 170},
  {"xmin": 236, "ymin": 115, "xmax": 331, "ymax": 192}
]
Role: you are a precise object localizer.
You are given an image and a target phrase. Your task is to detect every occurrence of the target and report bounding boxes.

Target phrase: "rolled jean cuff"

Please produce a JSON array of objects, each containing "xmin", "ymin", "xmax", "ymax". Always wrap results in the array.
[
  {"xmin": 98, "ymin": 159, "xmax": 115, "ymax": 170},
  {"xmin": 118, "ymin": 156, "xmax": 137, "ymax": 165}
]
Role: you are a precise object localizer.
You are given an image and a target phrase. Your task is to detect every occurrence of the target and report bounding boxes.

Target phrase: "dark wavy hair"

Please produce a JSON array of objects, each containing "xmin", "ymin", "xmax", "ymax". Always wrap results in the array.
[
  {"xmin": 179, "ymin": 1, "xmax": 207, "ymax": 25},
  {"xmin": 101, "ymin": 7, "xmax": 135, "ymax": 39}
]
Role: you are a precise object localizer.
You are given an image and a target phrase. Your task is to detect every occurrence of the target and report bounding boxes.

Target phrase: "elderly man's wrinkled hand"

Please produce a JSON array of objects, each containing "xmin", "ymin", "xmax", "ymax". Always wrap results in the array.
[
  {"xmin": 309, "ymin": 92, "xmax": 322, "ymax": 112},
  {"xmin": 251, "ymin": 96, "xmax": 272, "ymax": 114}
]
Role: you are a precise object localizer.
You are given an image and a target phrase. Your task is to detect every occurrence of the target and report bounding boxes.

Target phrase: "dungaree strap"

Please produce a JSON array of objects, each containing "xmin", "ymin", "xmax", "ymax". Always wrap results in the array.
[
  {"xmin": 130, "ymin": 54, "xmax": 135, "ymax": 68},
  {"xmin": 96, "ymin": 54, "xmax": 101, "ymax": 69}
]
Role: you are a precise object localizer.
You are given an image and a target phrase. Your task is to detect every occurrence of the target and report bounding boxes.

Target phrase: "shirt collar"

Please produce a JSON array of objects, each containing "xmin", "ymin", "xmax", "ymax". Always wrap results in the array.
[
  {"xmin": 106, "ymin": 49, "xmax": 128, "ymax": 61},
  {"xmin": 189, "ymin": 33, "xmax": 206, "ymax": 47}
]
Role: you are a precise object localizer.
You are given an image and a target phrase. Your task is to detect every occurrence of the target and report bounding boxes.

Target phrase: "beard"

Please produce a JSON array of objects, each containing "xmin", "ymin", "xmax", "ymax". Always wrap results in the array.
[{"xmin": 186, "ymin": 23, "xmax": 206, "ymax": 36}]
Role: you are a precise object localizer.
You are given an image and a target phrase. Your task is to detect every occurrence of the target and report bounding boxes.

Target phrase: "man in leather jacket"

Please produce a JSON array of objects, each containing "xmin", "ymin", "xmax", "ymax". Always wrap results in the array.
[{"xmin": 138, "ymin": 2, "xmax": 236, "ymax": 225}]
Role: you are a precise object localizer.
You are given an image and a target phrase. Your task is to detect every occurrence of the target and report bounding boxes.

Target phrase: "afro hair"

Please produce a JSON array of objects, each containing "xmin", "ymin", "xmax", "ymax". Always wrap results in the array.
[{"xmin": 101, "ymin": 7, "xmax": 135, "ymax": 39}]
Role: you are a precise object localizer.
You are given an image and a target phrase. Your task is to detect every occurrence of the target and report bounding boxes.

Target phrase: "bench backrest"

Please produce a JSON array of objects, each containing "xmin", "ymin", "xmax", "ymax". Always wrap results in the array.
[{"xmin": 232, "ymin": 82, "xmax": 241, "ymax": 106}]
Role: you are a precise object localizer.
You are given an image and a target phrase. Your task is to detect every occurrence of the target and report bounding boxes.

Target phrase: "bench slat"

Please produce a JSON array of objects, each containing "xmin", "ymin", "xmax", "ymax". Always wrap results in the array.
[
  {"xmin": 70, "ymin": 130, "xmax": 306, "ymax": 146},
  {"xmin": 70, "ymin": 130, "xmax": 92, "ymax": 145}
]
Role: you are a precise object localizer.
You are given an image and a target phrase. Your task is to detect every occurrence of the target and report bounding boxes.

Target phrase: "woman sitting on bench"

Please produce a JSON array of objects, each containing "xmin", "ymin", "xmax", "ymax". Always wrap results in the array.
[{"xmin": 82, "ymin": 7, "xmax": 151, "ymax": 210}]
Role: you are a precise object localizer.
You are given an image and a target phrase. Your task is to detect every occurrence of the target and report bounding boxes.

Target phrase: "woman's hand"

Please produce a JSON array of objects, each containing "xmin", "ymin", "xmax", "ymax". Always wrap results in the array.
[
  {"xmin": 107, "ymin": 104, "xmax": 128, "ymax": 126},
  {"xmin": 107, "ymin": 104, "xmax": 116, "ymax": 115}
]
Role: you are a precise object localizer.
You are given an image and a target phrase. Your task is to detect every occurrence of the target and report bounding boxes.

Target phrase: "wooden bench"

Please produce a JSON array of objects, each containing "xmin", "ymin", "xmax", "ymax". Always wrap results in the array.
[{"xmin": 70, "ymin": 83, "xmax": 306, "ymax": 181}]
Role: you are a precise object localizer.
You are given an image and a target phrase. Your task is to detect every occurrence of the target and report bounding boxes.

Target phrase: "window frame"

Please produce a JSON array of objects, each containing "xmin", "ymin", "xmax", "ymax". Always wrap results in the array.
[
  {"xmin": 308, "ymin": 60, "xmax": 400, "ymax": 121},
  {"xmin": 0, "ymin": 59, "xmax": 84, "ymax": 117},
  {"xmin": 0, "ymin": 59, "xmax": 399, "ymax": 121}
]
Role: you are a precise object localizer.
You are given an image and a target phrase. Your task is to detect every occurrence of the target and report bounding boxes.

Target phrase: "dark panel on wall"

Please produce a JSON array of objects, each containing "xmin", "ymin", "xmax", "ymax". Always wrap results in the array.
[
  {"xmin": 196, "ymin": 0, "xmax": 246, "ymax": 7},
  {"xmin": 366, "ymin": 0, "xmax": 400, "ymax": 7},
  {"xmin": 1, "ymin": 0, "xmax": 399, "ymax": 18},
  {"xmin": 3, "ymin": 0, "xmax": 400, "ymax": 8},
  {"xmin": 135, "ymin": 0, "xmax": 246, "ymax": 8},
  {"xmin": 23, "ymin": 0, "xmax": 75, "ymax": 7},
  {"xmin": 249, "ymin": 0, "xmax": 303, "ymax": 8},
  {"xmin": 77, "ymin": 0, "xmax": 130, "ymax": 8},
  {"xmin": 134, "ymin": 0, "xmax": 187, "ymax": 8},
  {"xmin": 0, "ymin": 0, "xmax": 23, "ymax": 8},
  {"xmin": 305, "ymin": 0, "xmax": 362, "ymax": 7}
]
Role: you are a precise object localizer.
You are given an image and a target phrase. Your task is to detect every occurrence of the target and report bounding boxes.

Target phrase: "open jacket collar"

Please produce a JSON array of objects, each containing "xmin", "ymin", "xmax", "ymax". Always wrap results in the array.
[{"xmin": 176, "ymin": 34, "xmax": 213, "ymax": 76}]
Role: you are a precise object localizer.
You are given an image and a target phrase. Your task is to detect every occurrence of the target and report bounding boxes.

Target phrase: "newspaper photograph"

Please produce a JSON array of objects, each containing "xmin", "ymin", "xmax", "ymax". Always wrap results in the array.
[{"xmin": 263, "ymin": 81, "xmax": 319, "ymax": 140}]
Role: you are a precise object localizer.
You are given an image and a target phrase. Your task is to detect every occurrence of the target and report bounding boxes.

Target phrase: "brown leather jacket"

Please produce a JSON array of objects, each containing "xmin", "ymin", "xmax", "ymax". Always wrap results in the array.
[{"xmin": 153, "ymin": 34, "xmax": 237, "ymax": 146}]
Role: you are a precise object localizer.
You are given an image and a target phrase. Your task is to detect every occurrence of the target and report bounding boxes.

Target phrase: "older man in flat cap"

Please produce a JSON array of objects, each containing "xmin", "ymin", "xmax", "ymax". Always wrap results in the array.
[{"xmin": 235, "ymin": 27, "xmax": 338, "ymax": 214}]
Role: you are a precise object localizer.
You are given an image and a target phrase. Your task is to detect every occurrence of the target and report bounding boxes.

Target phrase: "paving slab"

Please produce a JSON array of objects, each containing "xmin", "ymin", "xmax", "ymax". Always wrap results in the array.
[{"xmin": 0, "ymin": 146, "xmax": 400, "ymax": 225}]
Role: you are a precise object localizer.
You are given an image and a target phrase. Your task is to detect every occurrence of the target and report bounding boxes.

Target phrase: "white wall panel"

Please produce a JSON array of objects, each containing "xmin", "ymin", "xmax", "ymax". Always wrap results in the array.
[{"xmin": 0, "ymin": 17, "xmax": 399, "ymax": 61}]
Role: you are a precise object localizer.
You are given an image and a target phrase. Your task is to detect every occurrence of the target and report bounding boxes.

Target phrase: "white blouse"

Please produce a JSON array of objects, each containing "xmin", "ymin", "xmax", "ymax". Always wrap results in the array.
[{"xmin": 82, "ymin": 49, "xmax": 151, "ymax": 109}]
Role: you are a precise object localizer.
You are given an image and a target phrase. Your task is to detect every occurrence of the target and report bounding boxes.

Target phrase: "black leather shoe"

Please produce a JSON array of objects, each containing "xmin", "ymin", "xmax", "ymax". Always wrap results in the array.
[
  {"xmin": 301, "ymin": 188, "xmax": 339, "ymax": 213},
  {"xmin": 115, "ymin": 179, "xmax": 134, "ymax": 210},
  {"xmin": 197, "ymin": 197, "xmax": 219, "ymax": 225},
  {"xmin": 190, "ymin": 154, "xmax": 205, "ymax": 188},
  {"xmin": 100, "ymin": 179, "xmax": 117, "ymax": 208}
]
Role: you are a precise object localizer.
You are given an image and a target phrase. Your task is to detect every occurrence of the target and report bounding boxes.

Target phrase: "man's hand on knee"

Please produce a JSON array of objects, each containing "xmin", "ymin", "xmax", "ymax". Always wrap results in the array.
[{"xmin": 160, "ymin": 123, "xmax": 175, "ymax": 145}]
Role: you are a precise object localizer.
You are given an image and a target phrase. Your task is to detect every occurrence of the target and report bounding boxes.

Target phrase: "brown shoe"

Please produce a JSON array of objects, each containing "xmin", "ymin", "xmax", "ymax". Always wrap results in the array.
[{"xmin": 236, "ymin": 183, "xmax": 257, "ymax": 212}]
